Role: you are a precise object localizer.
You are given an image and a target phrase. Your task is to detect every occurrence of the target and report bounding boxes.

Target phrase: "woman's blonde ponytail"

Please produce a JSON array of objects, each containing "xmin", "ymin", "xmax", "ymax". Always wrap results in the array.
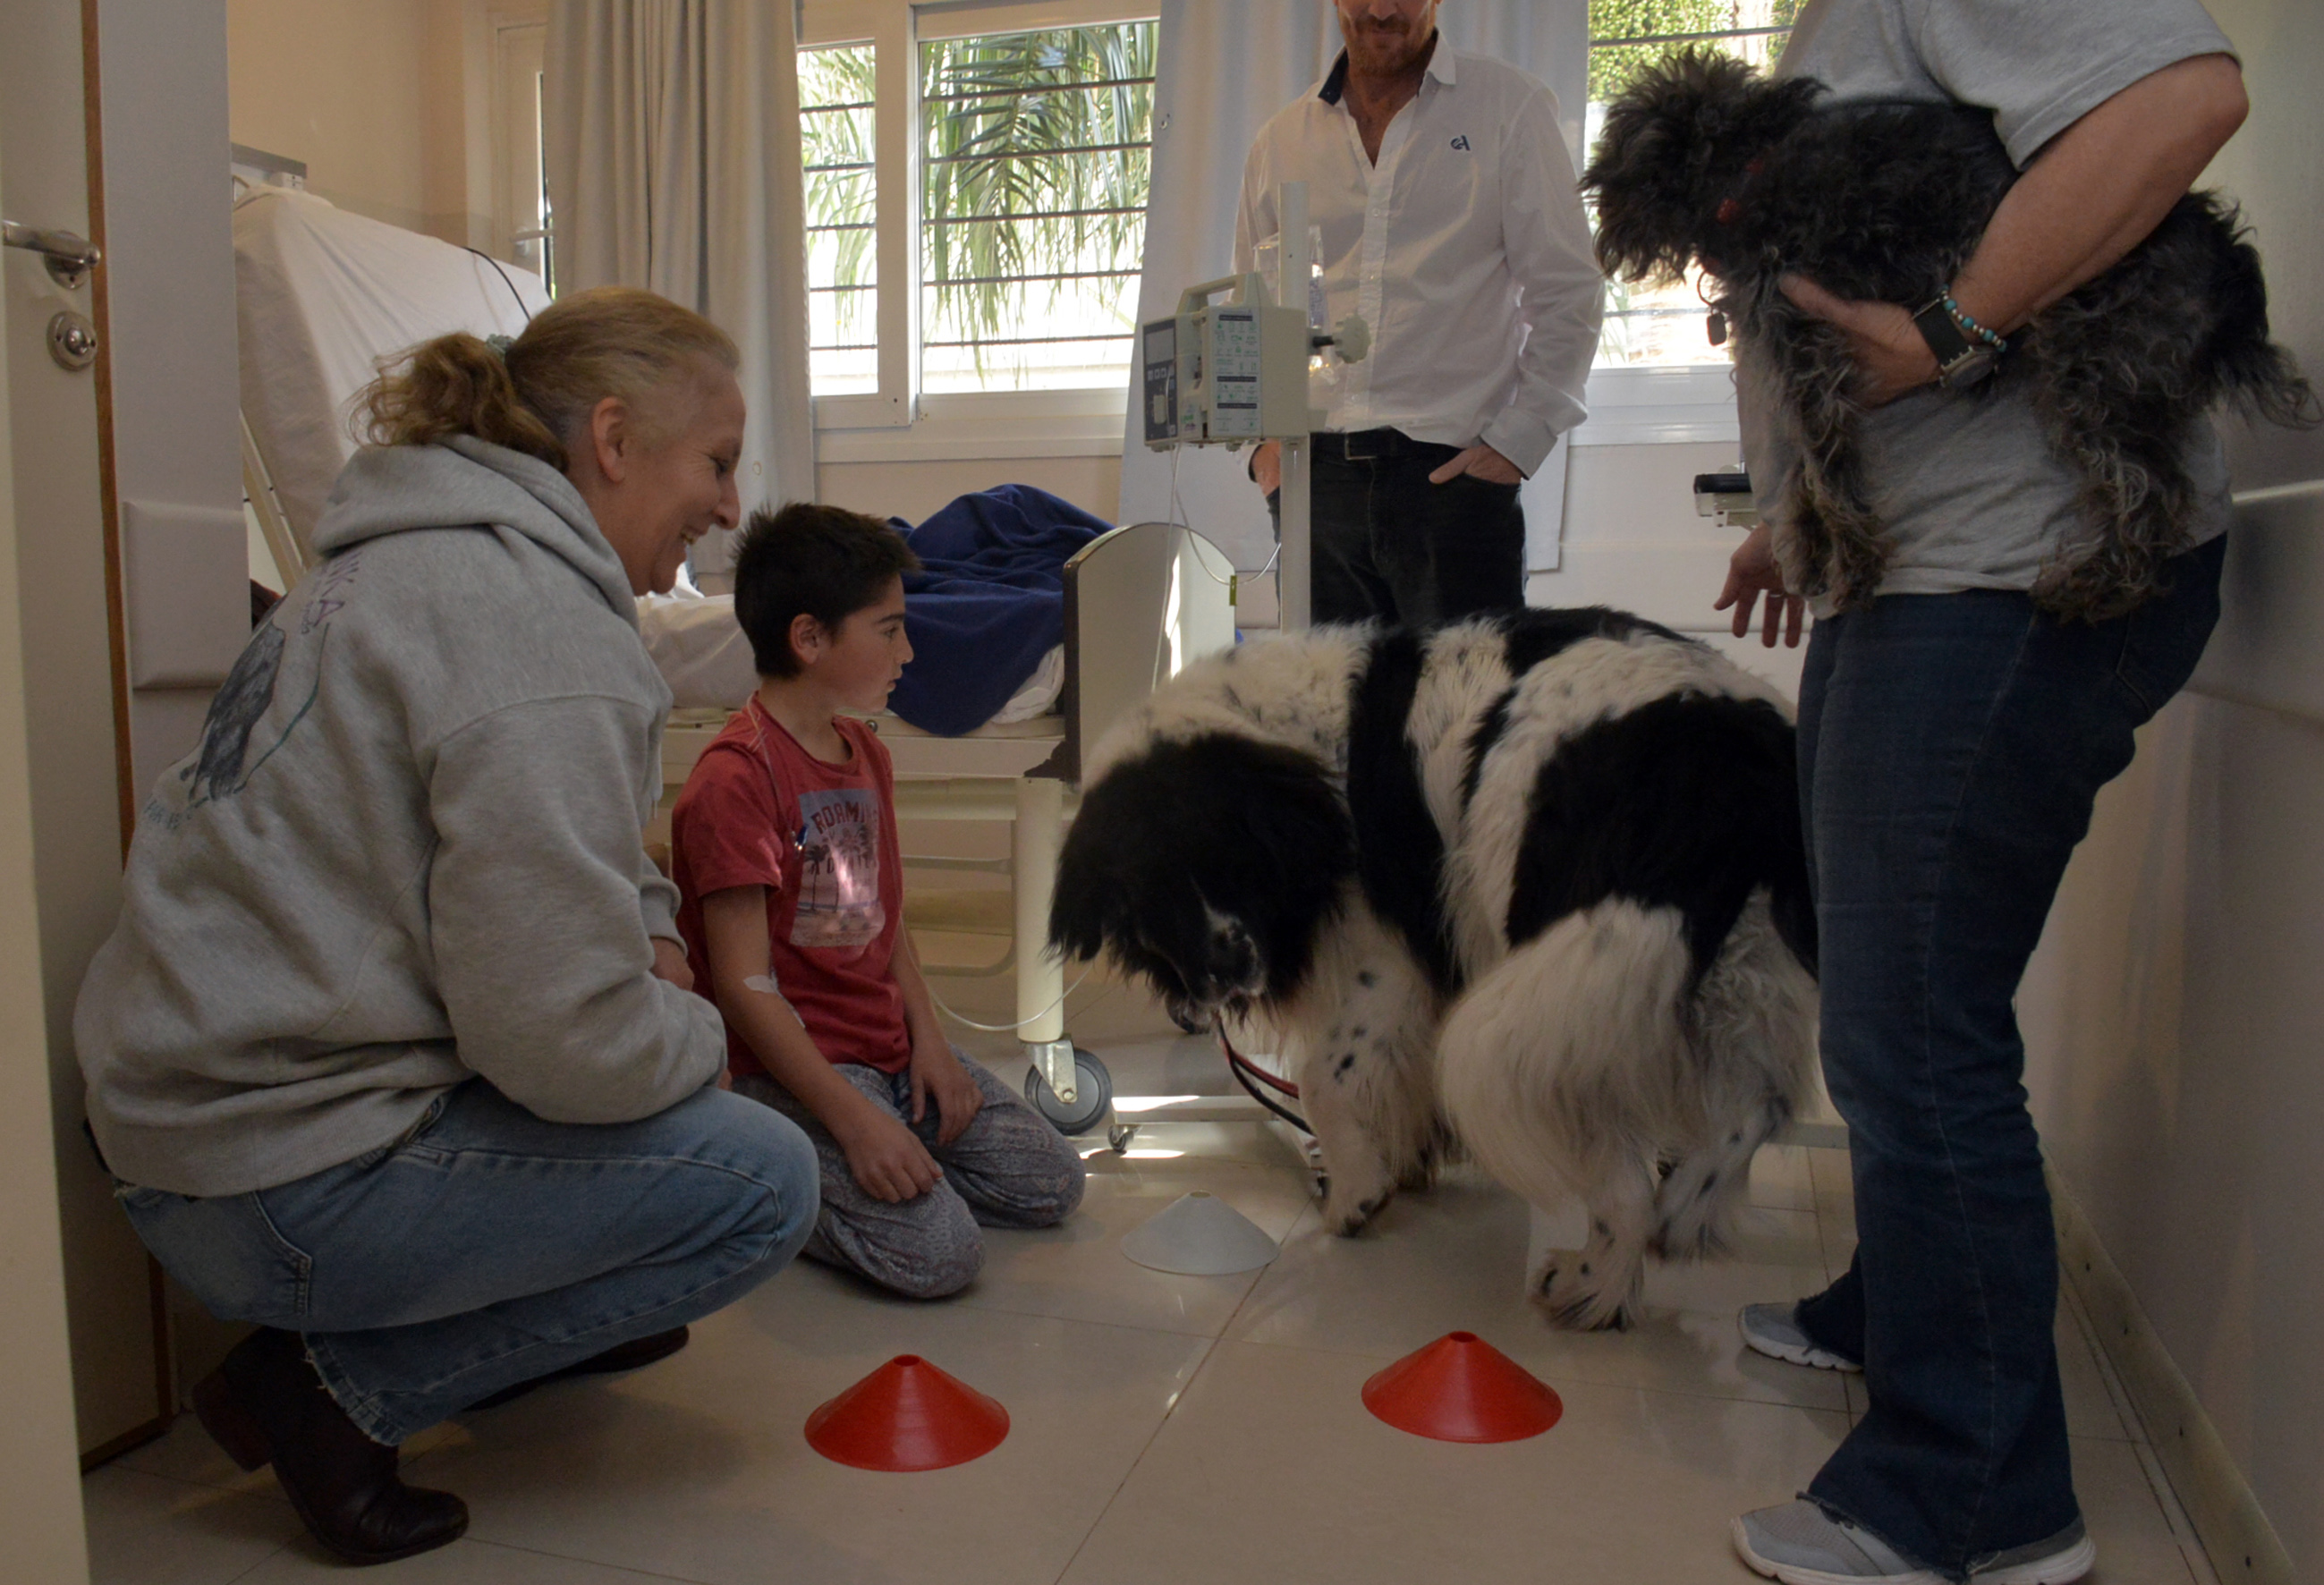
[
  {"xmin": 354, "ymin": 286, "xmax": 741, "ymax": 473},
  {"xmin": 358, "ymin": 333, "xmax": 568, "ymax": 467}
]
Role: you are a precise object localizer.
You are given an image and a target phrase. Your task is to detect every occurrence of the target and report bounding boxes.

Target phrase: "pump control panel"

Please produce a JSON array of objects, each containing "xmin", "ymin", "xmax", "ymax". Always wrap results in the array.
[{"xmin": 1141, "ymin": 273, "xmax": 1325, "ymax": 450}]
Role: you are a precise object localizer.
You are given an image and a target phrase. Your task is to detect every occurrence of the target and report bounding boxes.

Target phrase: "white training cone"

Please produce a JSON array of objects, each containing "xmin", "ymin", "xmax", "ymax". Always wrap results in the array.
[{"xmin": 1121, "ymin": 1191, "xmax": 1280, "ymax": 1276}]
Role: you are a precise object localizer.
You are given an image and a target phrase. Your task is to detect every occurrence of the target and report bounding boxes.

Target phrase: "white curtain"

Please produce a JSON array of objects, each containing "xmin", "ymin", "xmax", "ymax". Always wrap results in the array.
[
  {"xmin": 1118, "ymin": 0, "xmax": 1590, "ymax": 586},
  {"xmin": 543, "ymin": 0, "xmax": 816, "ymax": 588}
]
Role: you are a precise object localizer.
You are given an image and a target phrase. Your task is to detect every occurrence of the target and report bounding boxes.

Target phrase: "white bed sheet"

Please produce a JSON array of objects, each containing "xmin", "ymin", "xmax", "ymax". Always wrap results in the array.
[
  {"xmin": 236, "ymin": 187, "xmax": 549, "ymax": 554},
  {"xmin": 637, "ymin": 589, "xmax": 1064, "ymax": 725}
]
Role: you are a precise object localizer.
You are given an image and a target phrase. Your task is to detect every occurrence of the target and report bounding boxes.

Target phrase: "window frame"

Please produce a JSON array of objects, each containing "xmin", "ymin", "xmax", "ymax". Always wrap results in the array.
[
  {"xmin": 801, "ymin": 0, "xmax": 1156, "ymax": 453},
  {"xmin": 488, "ymin": 7, "xmax": 552, "ymax": 282},
  {"xmin": 1575, "ymin": 3, "xmax": 1806, "ymax": 445}
]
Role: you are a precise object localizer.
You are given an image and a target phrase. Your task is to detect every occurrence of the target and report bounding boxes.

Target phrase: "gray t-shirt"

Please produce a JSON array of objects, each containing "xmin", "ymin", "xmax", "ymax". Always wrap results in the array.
[{"xmin": 1739, "ymin": 0, "xmax": 2239, "ymax": 606}]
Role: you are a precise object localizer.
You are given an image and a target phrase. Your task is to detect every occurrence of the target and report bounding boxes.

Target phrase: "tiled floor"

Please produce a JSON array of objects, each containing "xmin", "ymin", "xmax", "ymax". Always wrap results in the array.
[{"xmin": 89, "ymin": 956, "xmax": 2222, "ymax": 1584}]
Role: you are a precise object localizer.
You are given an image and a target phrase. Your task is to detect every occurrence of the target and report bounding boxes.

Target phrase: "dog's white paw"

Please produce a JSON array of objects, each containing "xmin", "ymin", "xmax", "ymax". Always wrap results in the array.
[{"xmin": 1529, "ymin": 1246, "xmax": 1636, "ymax": 1332}]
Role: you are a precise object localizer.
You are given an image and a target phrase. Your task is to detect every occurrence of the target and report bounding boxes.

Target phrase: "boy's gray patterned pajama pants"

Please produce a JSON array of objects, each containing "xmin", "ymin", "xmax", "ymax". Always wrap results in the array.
[{"xmin": 734, "ymin": 1048, "xmax": 1086, "ymax": 1298}]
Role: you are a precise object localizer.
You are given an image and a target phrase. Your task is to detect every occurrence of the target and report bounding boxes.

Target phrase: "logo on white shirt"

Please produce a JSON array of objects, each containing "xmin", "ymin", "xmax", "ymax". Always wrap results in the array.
[{"xmin": 1449, "ymin": 135, "xmax": 1472, "ymax": 151}]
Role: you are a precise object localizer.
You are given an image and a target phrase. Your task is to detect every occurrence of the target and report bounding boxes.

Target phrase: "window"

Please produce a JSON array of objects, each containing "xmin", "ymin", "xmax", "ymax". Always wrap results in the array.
[
  {"xmin": 917, "ymin": 22, "xmax": 1155, "ymax": 394},
  {"xmin": 1584, "ymin": 0, "xmax": 1802, "ymax": 368},
  {"xmin": 797, "ymin": 1, "xmax": 1157, "ymax": 441},
  {"xmin": 802, "ymin": 44, "xmax": 881, "ymax": 394},
  {"xmin": 493, "ymin": 19, "xmax": 555, "ymax": 292}
]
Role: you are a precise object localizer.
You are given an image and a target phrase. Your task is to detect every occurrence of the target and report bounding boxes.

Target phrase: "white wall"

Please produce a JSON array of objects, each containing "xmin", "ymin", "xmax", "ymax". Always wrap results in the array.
[
  {"xmin": 225, "ymin": 0, "xmax": 501, "ymax": 248},
  {"xmin": 2017, "ymin": 3, "xmax": 2324, "ymax": 1572},
  {"xmin": 819, "ymin": 453, "xmax": 1124, "ymax": 529},
  {"xmin": 1538, "ymin": 438, "xmax": 1804, "ymax": 699}
]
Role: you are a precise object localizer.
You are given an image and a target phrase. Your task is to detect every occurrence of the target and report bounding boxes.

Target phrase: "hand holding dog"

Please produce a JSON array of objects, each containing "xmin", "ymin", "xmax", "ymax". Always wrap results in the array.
[
  {"xmin": 1778, "ymin": 275, "xmax": 1939, "ymax": 407},
  {"xmin": 1716, "ymin": 522, "xmax": 1805, "ymax": 648}
]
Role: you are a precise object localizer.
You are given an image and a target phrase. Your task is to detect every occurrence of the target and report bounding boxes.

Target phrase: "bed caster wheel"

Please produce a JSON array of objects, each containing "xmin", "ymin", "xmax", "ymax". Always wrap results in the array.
[
  {"xmin": 1024, "ymin": 1047, "xmax": 1112, "ymax": 1137},
  {"xmin": 1107, "ymin": 1122, "xmax": 1137, "ymax": 1154}
]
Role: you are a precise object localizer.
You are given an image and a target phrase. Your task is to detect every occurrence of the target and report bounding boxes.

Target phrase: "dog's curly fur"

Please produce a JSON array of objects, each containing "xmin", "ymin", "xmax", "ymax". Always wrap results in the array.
[
  {"xmin": 1049, "ymin": 612, "xmax": 1820, "ymax": 1330},
  {"xmin": 1582, "ymin": 50, "xmax": 2319, "ymax": 620}
]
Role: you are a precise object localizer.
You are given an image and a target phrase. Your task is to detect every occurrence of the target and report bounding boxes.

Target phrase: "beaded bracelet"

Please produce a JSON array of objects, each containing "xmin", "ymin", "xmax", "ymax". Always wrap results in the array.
[{"xmin": 1941, "ymin": 293, "xmax": 2007, "ymax": 352}]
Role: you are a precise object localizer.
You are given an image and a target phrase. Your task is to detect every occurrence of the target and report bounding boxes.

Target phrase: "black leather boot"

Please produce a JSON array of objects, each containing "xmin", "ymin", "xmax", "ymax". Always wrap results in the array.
[
  {"xmin": 194, "ymin": 1327, "xmax": 468, "ymax": 1566},
  {"xmin": 467, "ymin": 1325, "xmax": 692, "ymax": 1411}
]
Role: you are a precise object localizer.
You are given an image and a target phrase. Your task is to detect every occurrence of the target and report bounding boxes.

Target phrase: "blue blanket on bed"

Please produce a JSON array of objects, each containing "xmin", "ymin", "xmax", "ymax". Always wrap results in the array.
[{"xmin": 886, "ymin": 484, "xmax": 1112, "ymax": 736}]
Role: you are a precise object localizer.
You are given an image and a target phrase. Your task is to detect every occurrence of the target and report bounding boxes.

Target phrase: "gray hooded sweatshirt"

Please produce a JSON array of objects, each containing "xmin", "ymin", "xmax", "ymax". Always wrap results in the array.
[{"xmin": 75, "ymin": 437, "xmax": 725, "ymax": 1197}]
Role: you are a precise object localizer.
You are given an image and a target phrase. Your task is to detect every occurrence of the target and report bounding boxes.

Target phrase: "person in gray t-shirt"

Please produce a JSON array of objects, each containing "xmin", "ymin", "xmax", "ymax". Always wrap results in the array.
[{"xmin": 1713, "ymin": 4, "xmax": 2254, "ymax": 1581}]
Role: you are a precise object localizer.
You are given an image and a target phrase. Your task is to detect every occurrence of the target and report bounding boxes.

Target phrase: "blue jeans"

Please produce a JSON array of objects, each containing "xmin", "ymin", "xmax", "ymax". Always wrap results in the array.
[
  {"xmin": 122, "ymin": 1080, "xmax": 819, "ymax": 1445},
  {"xmin": 1789, "ymin": 536, "xmax": 2225, "ymax": 1577}
]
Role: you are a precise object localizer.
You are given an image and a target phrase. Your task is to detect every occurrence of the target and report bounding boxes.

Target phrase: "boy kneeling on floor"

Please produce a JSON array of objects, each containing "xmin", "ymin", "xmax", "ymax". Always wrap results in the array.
[{"xmin": 671, "ymin": 503, "xmax": 1086, "ymax": 1297}]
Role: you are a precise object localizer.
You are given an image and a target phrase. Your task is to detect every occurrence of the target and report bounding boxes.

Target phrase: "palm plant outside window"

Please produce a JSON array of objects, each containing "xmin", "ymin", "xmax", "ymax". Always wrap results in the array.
[
  {"xmin": 1587, "ymin": 0, "xmax": 1804, "ymax": 367},
  {"xmin": 796, "ymin": 20, "xmax": 1157, "ymax": 401},
  {"xmin": 802, "ymin": 45, "xmax": 880, "ymax": 395},
  {"xmin": 919, "ymin": 22, "xmax": 1157, "ymax": 393}
]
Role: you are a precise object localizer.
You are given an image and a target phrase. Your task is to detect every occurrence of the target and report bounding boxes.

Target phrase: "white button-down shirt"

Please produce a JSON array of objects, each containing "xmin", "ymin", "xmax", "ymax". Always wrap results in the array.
[{"xmin": 1234, "ymin": 45, "xmax": 1603, "ymax": 478}]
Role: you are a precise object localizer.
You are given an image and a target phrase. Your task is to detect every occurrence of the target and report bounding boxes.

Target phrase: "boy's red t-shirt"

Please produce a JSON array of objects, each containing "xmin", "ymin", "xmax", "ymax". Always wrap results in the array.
[{"xmin": 671, "ymin": 699, "xmax": 910, "ymax": 1076}]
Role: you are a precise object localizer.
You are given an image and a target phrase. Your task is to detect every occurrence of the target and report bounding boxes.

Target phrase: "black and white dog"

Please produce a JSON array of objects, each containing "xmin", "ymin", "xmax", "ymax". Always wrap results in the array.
[
  {"xmin": 1582, "ymin": 51, "xmax": 2317, "ymax": 621},
  {"xmin": 1049, "ymin": 609, "xmax": 1819, "ymax": 1330}
]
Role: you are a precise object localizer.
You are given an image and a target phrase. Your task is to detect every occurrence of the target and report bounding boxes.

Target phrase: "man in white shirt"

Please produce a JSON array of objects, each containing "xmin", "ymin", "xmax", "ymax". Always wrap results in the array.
[{"xmin": 1237, "ymin": 0, "xmax": 1602, "ymax": 625}]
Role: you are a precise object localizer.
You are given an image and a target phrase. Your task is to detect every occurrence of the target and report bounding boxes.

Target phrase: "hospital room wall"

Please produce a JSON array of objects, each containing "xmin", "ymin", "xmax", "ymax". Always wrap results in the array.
[
  {"xmin": 2014, "ymin": 5, "xmax": 2324, "ymax": 1578},
  {"xmin": 224, "ymin": 0, "xmax": 504, "ymax": 252},
  {"xmin": 818, "ymin": 455, "xmax": 1123, "ymax": 530}
]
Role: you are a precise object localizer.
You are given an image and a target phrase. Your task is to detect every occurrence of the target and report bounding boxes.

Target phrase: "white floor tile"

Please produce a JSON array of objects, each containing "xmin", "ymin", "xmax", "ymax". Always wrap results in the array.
[
  {"xmin": 2075, "ymin": 1436, "xmax": 2200, "ymax": 1584},
  {"xmin": 84, "ymin": 1103, "xmax": 2218, "ymax": 1585},
  {"xmin": 1223, "ymin": 1166, "xmax": 1850, "ymax": 1413},
  {"xmin": 1059, "ymin": 1337, "xmax": 1849, "ymax": 1585},
  {"xmin": 113, "ymin": 1413, "xmax": 281, "ymax": 1497},
  {"xmin": 233, "ymin": 1537, "xmax": 708, "ymax": 1583},
  {"xmin": 401, "ymin": 1276, "xmax": 1210, "ymax": 1585},
  {"xmin": 954, "ymin": 1157, "xmax": 1319, "ymax": 1338},
  {"xmin": 81, "ymin": 1466, "xmax": 298, "ymax": 1585}
]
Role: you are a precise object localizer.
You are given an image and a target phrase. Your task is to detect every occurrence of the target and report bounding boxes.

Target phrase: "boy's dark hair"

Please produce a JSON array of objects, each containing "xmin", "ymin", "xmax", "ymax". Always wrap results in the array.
[{"xmin": 731, "ymin": 502, "xmax": 920, "ymax": 679}]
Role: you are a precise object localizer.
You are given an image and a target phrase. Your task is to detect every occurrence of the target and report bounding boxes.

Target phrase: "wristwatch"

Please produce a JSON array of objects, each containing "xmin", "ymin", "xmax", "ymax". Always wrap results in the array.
[{"xmin": 1912, "ymin": 297, "xmax": 1997, "ymax": 388}]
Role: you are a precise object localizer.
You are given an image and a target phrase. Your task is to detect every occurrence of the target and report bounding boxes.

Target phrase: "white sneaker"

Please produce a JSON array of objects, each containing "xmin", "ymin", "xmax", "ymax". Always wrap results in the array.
[
  {"xmin": 1740, "ymin": 1301, "xmax": 1862, "ymax": 1373},
  {"xmin": 1970, "ymin": 1521, "xmax": 2096, "ymax": 1584},
  {"xmin": 1735, "ymin": 1501, "xmax": 2096, "ymax": 1585},
  {"xmin": 1734, "ymin": 1500, "xmax": 1939, "ymax": 1583}
]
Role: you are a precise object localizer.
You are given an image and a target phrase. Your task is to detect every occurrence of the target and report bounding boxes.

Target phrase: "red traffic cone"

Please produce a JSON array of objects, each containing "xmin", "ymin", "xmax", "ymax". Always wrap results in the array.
[
  {"xmin": 1361, "ymin": 1332, "xmax": 1564, "ymax": 1443},
  {"xmin": 804, "ymin": 1355, "xmax": 1010, "ymax": 1471}
]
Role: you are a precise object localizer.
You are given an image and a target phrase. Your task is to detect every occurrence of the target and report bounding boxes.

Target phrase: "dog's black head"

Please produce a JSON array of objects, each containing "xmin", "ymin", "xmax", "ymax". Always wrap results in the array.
[
  {"xmin": 1050, "ymin": 733, "xmax": 1356, "ymax": 1027},
  {"xmin": 1580, "ymin": 49, "xmax": 1822, "ymax": 284}
]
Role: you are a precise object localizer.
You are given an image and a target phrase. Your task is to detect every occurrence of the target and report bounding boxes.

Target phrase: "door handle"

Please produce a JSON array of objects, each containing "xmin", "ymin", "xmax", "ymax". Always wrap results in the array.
[{"xmin": 2, "ymin": 219, "xmax": 100, "ymax": 289}]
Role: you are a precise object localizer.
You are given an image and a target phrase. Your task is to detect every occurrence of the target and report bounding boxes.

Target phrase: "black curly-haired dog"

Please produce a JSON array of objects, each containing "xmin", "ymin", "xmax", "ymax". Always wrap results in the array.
[{"xmin": 1582, "ymin": 50, "xmax": 2317, "ymax": 620}]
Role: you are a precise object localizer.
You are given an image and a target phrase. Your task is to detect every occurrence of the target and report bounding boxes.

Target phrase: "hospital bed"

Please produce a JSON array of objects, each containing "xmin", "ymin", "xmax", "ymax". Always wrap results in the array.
[{"xmin": 231, "ymin": 180, "xmax": 1245, "ymax": 1140}]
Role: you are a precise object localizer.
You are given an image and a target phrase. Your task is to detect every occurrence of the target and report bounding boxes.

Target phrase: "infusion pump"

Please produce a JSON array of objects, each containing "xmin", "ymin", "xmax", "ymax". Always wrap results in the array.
[{"xmin": 1141, "ymin": 273, "xmax": 1367, "ymax": 450}]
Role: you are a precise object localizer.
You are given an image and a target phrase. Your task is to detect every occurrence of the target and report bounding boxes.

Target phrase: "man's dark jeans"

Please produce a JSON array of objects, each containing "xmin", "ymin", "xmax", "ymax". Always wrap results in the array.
[
  {"xmin": 1788, "ymin": 535, "xmax": 2226, "ymax": 1578},
  {"xmin": 1266, "ymin": 428, "xmax": 1524, "ymax": 625}
]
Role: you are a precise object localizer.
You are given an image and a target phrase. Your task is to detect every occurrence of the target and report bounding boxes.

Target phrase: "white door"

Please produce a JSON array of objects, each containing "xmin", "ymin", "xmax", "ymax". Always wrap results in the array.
[
  {"xmin": 2, "ymin": 0, "xmax": 167, "ymax": 1466},
  {"xmin": 0, "ymin": 107, "xmax": 98, "ymax": 1585}
]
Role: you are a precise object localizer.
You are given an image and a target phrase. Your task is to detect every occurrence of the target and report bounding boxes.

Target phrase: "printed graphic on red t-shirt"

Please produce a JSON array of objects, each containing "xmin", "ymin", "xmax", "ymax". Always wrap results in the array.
[{"xmin": 793, "ymin": 787, "xmax": 885, "ymax": 948}]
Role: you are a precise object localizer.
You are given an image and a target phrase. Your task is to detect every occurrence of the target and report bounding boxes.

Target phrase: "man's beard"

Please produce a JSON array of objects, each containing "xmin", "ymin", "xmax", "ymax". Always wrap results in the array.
[{"xmin": 1345, "ymin": 17, "xmax": 1431, "ymax": 75}]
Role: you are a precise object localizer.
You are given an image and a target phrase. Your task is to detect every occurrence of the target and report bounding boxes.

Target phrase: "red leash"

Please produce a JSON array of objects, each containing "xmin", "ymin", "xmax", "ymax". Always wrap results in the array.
[{"xmin": 1216, "ymin": 1018, "xmax": 1311, "ymax": 1133}]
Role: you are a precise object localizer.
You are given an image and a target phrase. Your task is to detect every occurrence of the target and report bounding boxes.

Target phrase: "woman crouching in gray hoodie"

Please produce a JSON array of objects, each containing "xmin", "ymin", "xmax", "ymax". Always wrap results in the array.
[{"xmin": 73, "ymin": 287, "xmax": 818, "ymax": 1564}]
